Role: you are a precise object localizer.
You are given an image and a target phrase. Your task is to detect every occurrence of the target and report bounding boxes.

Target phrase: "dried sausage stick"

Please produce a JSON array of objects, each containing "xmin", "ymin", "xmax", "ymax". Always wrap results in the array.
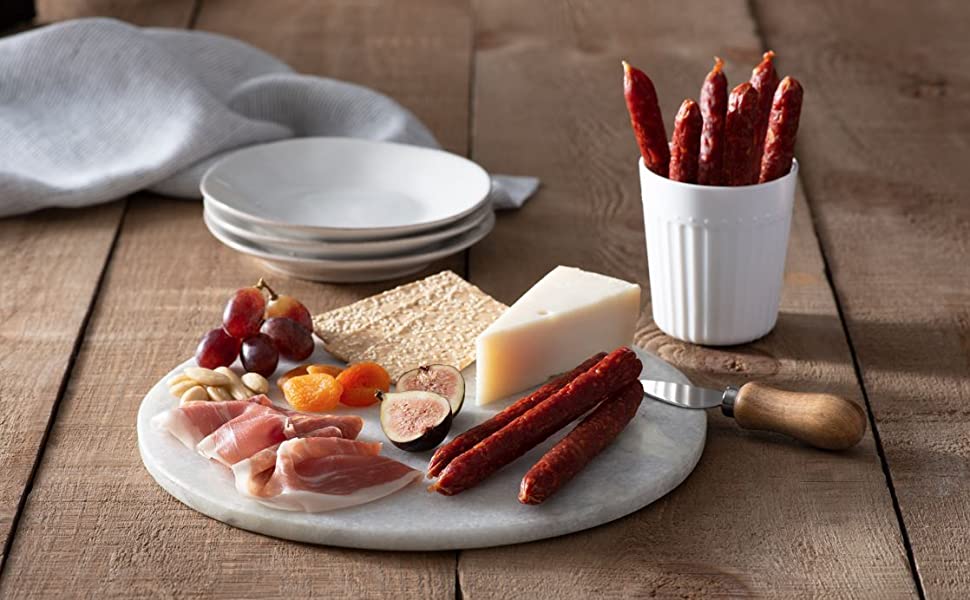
[
  {"xmin": 623, "ymin": 61, "xmax": 669, "ymax": 176},
  {"xmin": 750, "ymin": 50, "xmax": 780, "ymax": 168},
  {"xmin": 723, "ymin": 82, "xmax": 761, "ymax": 186},
  {"xmin": 759, "ymin": 76, "xmax": 803, "ymax": 183},
  {"xmin": 698, "ymin": 57, "xmax": 728, "ymax": 186},
  {"xmin": 518, "ymin": 379, "xmax": 643, "ymax": 505},
  {"xmin": 426, "ymin": 352, "xmax": 606, "ymax": 478},
  {"xmin": 668, "ymin": 99, "xmax": 703, "ymax": 183},
  {"xmin": 429, "ymin": 347, "xmax": 643, "ymax": 496}
]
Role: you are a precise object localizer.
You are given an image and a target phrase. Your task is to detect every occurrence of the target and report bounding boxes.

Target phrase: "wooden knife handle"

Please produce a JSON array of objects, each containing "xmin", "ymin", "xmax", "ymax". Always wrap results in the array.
[{"xmin": 728, "ymin": 382, "xmax": 867, "ymax": 450}]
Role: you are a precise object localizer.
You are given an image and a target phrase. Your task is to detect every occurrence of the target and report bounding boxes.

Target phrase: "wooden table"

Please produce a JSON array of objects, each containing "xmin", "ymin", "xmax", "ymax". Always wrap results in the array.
[{"xmin": 2, "ymin": 1, "xmax": 965, "ymax": 597}]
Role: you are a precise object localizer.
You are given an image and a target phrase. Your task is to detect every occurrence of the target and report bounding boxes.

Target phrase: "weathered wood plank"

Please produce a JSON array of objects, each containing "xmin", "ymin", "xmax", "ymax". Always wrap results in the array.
[
  {"xmin": 0, "ymin": 0, "xmax": 472, "ymax": 597},
  {"xmin": 0, "ymin": 203, "xmax": 123, "ymax": 560},
  {"xmin": 754, "ymin": 0, "xmax": 970, "ymax": 596},
  {"xmin": 0, "ymin": 0, "xmax": 197, "ymax": 575},
  {"xmin": 461, "ymin": 0, "xmax": 917, "ymax": 597},
  {"xmin": 36, "ymin": 0, "xmax": 197, "ymax": 26}
]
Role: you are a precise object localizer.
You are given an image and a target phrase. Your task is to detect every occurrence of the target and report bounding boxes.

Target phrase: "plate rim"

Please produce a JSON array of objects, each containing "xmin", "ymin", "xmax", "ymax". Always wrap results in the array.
[
  {"xmin": 204, "ymin": 198, "xmax": 492, "ymax": 257},
  {"xmin": 137, "ymin": 345, "xmax": 707, "ymax": 551},
  {"xmin": 200, "ymin": 137, "xmax": 492, "ymax": 238},
  {"xmin": 204, "ymin": 209, "xmax": 496, "ymax": 271}
]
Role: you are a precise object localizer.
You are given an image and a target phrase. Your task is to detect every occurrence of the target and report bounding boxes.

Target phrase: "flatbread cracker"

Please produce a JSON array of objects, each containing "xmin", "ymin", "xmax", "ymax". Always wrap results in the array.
[{"xmin": 313, "ymin": 271, "xmax": 507, "ymax": 380}]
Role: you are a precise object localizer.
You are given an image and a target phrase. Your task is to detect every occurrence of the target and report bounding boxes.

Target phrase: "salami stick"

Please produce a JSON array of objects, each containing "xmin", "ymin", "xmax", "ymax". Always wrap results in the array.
[
  {"xmin": 426, "ymin": 352, "xmax": 606, "ymax": 478},
  {"xmin": 623, "ymin": 61, "xmax": 669, "ymax": 176},
  {"xmin": 723, "ymin": 82, "xmax": 761, "ymax": 186},
  {"xmin": 429, "ymin": 347, "xmax": 643, "ymax": 496},
  {"xmin": 750, "ymin": 50, "xmax": 780, "ymax": 167},
  {"xmin": 668, "ymin": 99, "xmax": 702, "ymax": 183},
  {"xmin": 759, "ymin": 76, "xmax": 803, "ymax": 183},
  {"xmin": 698, "ymin": 57, "xmax": 728, "ymax": 185},
  {"xmin": 519, "ymin": 379, "xmax": 643, "ymax": 505}
]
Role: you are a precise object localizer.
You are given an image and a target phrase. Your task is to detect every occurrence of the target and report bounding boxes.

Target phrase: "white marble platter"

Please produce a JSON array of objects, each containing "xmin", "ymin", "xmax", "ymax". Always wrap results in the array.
[{"xmin": 137, "ymin": 344, "xmax": 706, "ymax": 551}]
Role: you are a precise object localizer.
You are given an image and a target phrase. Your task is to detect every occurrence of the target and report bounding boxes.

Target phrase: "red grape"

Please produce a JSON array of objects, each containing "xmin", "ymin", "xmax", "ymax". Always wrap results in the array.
[
  {"xmin": 195, "ymin": 328, "xmax": 240, "ymax": 369},
  {"xmin": 241, "ymin": 333, "xmax": 279, "ymax": 377},
  {"xmin": 267, "ymin": 295, "xmax": 313, "ymax": 331},
  {"xmin": 223, "ymin": 287, "xmax": 266, "ymax": 339},
  {"xmin": 257, "ymin": 279, "xmax": 312, "ymax": 331},
  {"xmin": 261, "ymin": 317, "xmax": 314, "ymax": 361}
]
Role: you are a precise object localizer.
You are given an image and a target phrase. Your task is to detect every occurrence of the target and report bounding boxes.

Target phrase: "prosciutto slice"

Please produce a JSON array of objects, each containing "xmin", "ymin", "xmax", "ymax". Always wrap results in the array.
[
  {"xmin": 197, "ymin": 409, "xmax": 361, "ymax": 467},
  {"xmin": 231, "ymin": 436, "xmax": 421, "ymax": 512},
  {"xmin": 153, "ymin": 395, "xmax": 364, "ymax": 466},
  {"xmin": 151, "ymin": 397, "xmax": 272, "ymax": 448},
  {"xmin": 153, "ymin": 394, "xmax": 418, "ymax": 512}
]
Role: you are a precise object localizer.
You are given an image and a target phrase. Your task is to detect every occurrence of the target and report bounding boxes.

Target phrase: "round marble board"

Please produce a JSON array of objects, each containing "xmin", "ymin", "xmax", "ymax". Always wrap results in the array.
[{"xmin": 137, "ymin": 344, "xmax": 707, "ymax": 551}]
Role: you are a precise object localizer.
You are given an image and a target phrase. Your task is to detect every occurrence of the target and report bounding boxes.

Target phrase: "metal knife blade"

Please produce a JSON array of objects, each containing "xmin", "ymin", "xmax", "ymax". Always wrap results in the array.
[{"xmin": 640, "ymin": 379, "xmax": 725, "ymax": 410}]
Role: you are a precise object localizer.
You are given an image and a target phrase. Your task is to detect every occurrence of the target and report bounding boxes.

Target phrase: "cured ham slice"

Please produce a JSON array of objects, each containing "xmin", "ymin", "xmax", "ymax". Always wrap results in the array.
[
  {"xmin": 231, "ymin": 436, "xmax": 421, "ymax": 512},
  {"xmin": 283, "ymin": 412, "xmax": 362, "ymax": 440},
  {"xmin": 154, "ymin": 393, "xmax": 414, "ymax": 512},
  {"xmin": 153, "ymin": 395, "xmax": 364, "ymax": 466},
  {"xmin": 196, "ymin": 409, "xmax": 362, "ymax": 467},
  {"xmin": 151, "ymin": 397, "xmax": 273, "ymax": 448},
  {"xmin": 233, "ymin": 437, "xmax": 381, "ymax": 497}
]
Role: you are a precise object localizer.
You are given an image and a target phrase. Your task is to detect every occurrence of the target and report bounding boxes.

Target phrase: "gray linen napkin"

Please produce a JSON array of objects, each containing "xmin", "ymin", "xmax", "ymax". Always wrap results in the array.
[{"xmin": 0, "ymin": 18, "xmax": 538, "ymax": 218}]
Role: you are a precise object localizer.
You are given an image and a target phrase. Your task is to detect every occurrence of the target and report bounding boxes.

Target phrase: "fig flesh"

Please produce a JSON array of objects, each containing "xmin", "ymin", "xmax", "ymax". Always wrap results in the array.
[
  {"xmin": 378, "ymin": 390, "xmax": 453, "ymax": 452},
  {"xmin": 396, "ymin": 364, "xmax": 465, "ymax": 416}
]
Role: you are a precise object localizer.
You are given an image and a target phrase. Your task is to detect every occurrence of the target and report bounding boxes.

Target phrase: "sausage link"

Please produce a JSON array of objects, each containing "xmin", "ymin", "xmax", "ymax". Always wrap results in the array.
[
  {"xmin": 698, "ymin": 57, "xmax": 728, "ymax": 186},
  {"xmin": 723, "ymin": 82, "xmax": 761, "ymax": 186},
  {"xmin": 759, "ymin": 76, "xmax": 803, "ymax": 183},
  {"xmin": 669, "ymin": 99, "xmax": 702, "ymax": 183},
  {"xmin": 623, "ymin": 61, "xmax": 669, "ymax": 177},
  {"xmin": 429, "ymin": 347, "xmax": 643, "ymax": 496},
  {"xmin": 519, "ymin": 379, "xmax": 643, "ymax": 505},
  {"xmin": 426, "ymin": 352, "xmax": 606, "ymax": 478},
  {"xmin": 749, "ymin": 50, "xmax": 780, "ymax": 169}
]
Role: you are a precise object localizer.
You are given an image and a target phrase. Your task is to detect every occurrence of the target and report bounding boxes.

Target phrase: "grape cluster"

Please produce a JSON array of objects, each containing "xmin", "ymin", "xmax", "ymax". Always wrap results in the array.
[{"xmin": 195, "ymin": 279, "xmax": 315, "ymax": 376}]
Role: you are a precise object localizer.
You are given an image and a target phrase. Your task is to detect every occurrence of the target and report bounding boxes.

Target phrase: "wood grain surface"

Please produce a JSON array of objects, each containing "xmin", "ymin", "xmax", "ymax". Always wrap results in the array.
[
  {"xmin": 731, "ymin": 382, "xmax": 867, "ymax": 451},
  {"xmin": 3, "ymin": 0, "xmax": 963, "ymax": 597},
  {"xmin": 755, "ymin": 1, "xmax": 970, "ymax": 596},
  {"xmin": 461, "ymin": 0, "xmax": 917, "ymax": 597},
  {"xmin": 0, "ymin": 0, "xmax": 197, "ymax": 575},
  {"xmin": 0, "ymin": 203, "xmax": 122, "ymax": 564},
  {"xmin": 0, "ymin": 0, "xmax": 470, "ymax": 597},
  {"xmin": 36, "ymin": 0, "xmax": 197, "ymax": 27}
]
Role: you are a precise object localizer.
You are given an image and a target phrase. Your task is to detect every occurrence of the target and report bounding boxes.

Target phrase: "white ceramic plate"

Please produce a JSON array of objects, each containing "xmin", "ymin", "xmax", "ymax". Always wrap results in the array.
[
  {"xmin": 138, "ymin": 344, "xmax": 706, "ymax": 551},
  {"xmin": 201, "ymin": 138, "xmax": 492, "ymax": 240},
  {"xmin": 204, "ymin": 198, "xmax": 493, "ymax": 259},
  {"xmin": 205, "ymin": 209, "xmax": 496, "ymax": 282}
]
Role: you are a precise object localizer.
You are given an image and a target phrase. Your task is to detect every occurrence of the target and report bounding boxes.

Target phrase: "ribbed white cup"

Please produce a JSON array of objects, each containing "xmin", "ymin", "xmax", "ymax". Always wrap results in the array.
[{"xmin": 639, "ymin": 158, "xmax": 798, "ymax": 345}]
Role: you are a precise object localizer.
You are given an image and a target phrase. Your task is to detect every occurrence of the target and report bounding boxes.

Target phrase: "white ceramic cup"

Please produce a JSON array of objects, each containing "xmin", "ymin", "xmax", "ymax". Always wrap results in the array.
[{"xmin": 639, "ymin": 159, "xmax": 799, "ymax": 345}]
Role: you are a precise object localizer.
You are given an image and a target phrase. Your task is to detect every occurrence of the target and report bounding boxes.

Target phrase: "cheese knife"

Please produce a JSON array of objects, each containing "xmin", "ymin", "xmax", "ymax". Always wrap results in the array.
[{"xmin": 640, "ymin": 379, "xmax": 867, "ymax": 450}]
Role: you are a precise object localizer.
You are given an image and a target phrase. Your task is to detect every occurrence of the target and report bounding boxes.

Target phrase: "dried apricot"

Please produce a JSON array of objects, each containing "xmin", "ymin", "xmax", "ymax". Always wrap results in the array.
[
  {"xmin": 307, "ymin": 364, "xmax": 343, "ymax": 377},
  {"xmin": 277, "ymin": 365, "xmax": 309, "ymax": 390},
  {"xmin": 277, "ymin": 364, "xmax": 341, "ymax": 390},
  {"xmin": 282, "ymin": 373, "xmax": 344, "ymax": 412},
  {"xmin": 336, "ymin": 362, "xmax": 391, "ymax": 407}
]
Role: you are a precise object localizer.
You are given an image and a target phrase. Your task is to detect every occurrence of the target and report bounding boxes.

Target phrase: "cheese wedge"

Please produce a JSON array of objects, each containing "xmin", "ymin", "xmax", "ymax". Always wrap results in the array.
[{"xmin": 474, "ymin": 266, "xmax": 640, "ymax": 405}]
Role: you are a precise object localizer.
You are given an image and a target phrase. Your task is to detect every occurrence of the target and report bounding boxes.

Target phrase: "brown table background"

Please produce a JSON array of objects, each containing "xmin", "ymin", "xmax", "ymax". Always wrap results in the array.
[{"xmin": 2, "ymin": 1, "xmax": 966, "ymax": 597}]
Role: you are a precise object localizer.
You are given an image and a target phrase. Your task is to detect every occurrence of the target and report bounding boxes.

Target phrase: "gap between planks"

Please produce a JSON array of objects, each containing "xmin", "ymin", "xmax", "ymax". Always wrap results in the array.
[
  {"xmin": 0, "ymin": 0, "xmax": 193, "ymax": 586},
  {"xmin": 0, "ymin": 201, "xmax": 130, "ymax": 579},
  {"xmin": 745, "ymin": 0, "xmax": 925, "ymax": 597}
]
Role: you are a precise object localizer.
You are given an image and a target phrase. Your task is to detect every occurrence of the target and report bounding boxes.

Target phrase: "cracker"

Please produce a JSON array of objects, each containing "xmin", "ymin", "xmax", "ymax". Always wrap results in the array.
[{"xmin": 313, "ymin": 271, "xmax": 507, "ymax": 380}]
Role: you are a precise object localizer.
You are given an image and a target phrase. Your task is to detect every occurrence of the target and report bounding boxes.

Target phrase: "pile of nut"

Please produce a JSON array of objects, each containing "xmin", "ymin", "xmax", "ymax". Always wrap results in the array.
[{"xmin": 168, "ymin": 366, "xmax": 269, "ymax": 404}]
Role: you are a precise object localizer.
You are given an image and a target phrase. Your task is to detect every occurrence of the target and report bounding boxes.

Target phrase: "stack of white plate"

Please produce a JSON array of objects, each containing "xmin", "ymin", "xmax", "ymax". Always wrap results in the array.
[{"xmin": 201, "ymin": 138, "xmax": 495, "ymax": 282}]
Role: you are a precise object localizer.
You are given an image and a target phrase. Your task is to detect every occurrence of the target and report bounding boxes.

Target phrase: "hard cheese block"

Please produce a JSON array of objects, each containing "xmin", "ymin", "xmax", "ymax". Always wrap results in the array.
[{"xmin": 475, "ymin": 266, "xmax": 641, "ymax": 405}]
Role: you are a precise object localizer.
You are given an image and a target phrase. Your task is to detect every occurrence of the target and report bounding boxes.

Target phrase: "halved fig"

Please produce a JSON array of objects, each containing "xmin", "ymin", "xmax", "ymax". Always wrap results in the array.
[
  {"xmin": 378, "ymin": 390, "xmax": 453, "ymax": 452},
  {"xmin": 396, "ymin": 364, "xmax": 465, "ymax": 416}
]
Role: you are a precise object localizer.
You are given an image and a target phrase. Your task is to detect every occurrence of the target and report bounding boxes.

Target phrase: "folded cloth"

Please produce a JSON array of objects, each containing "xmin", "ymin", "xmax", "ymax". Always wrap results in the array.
[{"xmin": 0, "ymin": 18, "xmax": 538, "ymax": 218}]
